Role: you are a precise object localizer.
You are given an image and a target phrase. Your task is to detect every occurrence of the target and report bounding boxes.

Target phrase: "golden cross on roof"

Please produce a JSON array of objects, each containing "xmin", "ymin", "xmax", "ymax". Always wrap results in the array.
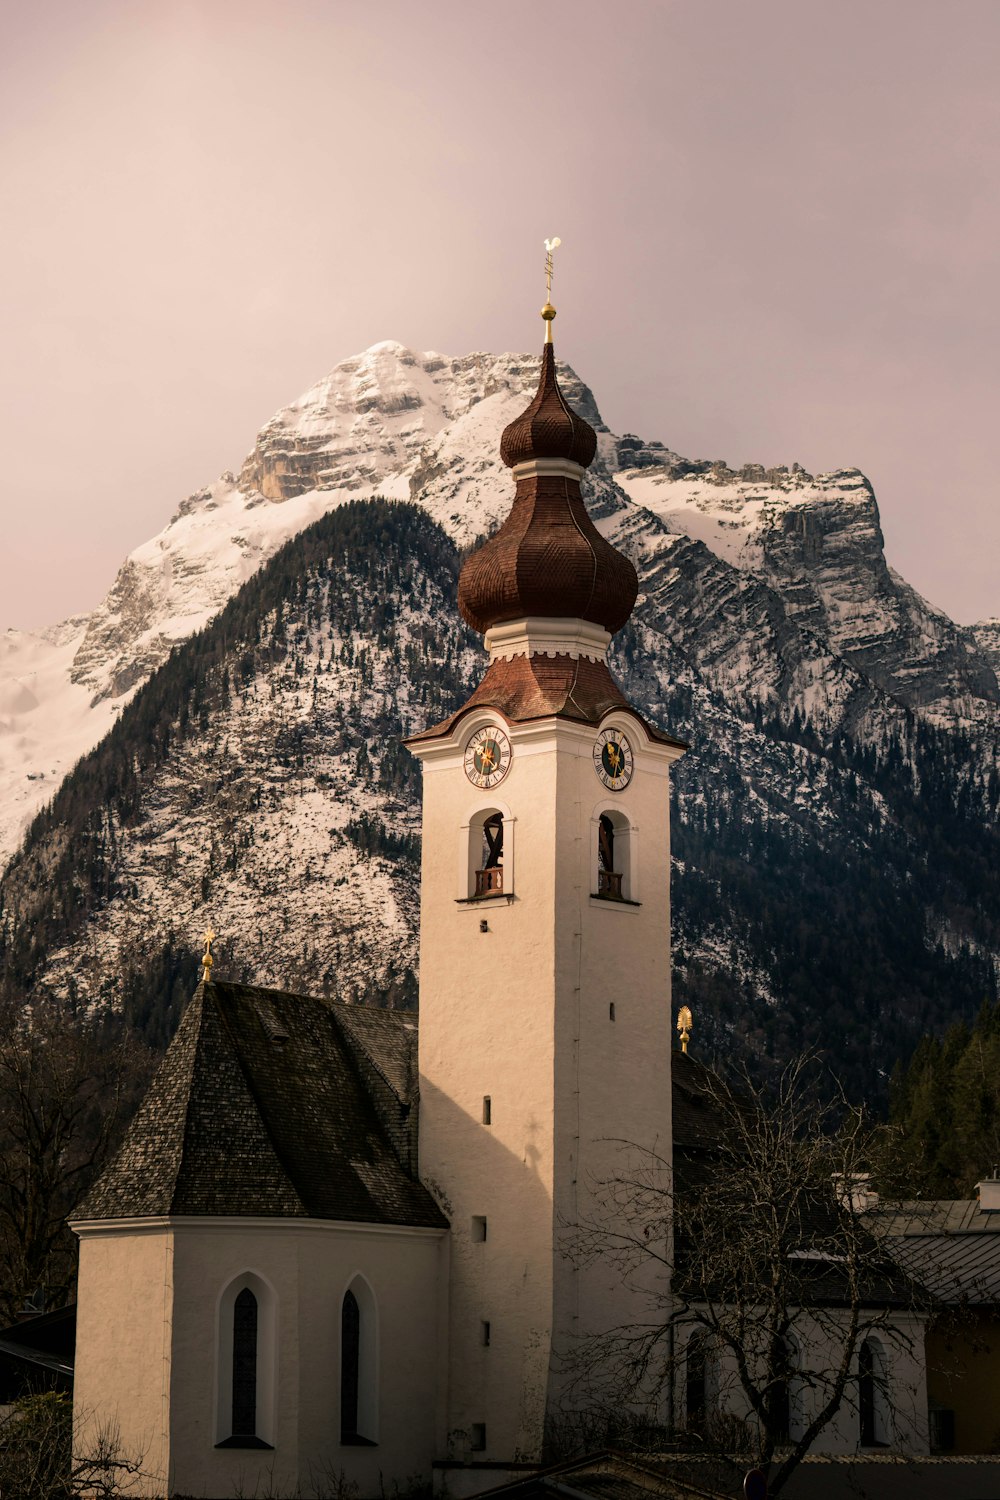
[
  {"xmin": 677, "ymin": 1004, "xmax": 693, "ymax": 1054},
  {"xmin": 542, "ymin": 236, "xmax": 561, "ymax": 343},
  {"xmin": 202, "ymin": 925, "xmax": 216, "ymax": 984}
]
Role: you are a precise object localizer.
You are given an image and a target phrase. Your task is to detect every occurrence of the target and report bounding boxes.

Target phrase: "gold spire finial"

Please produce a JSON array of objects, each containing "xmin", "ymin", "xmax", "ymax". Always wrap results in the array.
[
  {"xmin": 542, "ymin": 236, "xmax": 561, "ymax": 343},
  {"xmin": 677, "ymin": 1004, "xmax": 693, "ymax": 1054},
  {"xmin": 201, "ymin": 925, "xmax": 216, "ymax": 984}
]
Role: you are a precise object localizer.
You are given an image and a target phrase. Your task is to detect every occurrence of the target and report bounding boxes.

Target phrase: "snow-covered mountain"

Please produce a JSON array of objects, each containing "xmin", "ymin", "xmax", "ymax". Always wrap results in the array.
[
  {"xmin": 0, "ymin": 345, "xmax": 626, "ymax": 863},
  {"xmin": 3, "ymin": 342, "xmax": 996, "ymax": 869},
  {"xmin": 1, "ymin": 341, "xmax": 997, "ymax": 1095}
]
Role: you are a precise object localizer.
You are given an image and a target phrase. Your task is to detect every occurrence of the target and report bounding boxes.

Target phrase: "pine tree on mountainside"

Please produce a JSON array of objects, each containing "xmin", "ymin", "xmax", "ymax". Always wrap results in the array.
[
  {"xmin": 884, "ymin": 1000, "xmax": 1000, "ymax": 1196},
  {"xmin": 0, "ymin": 497, "xmax": 996, "ymax": 1105}
]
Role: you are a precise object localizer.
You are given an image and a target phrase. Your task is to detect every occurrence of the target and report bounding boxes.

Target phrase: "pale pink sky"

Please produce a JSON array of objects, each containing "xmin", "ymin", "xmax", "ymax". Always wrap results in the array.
[{"xmin": 1, "ymin": 0, "xmax": 998, "ymax": 629}]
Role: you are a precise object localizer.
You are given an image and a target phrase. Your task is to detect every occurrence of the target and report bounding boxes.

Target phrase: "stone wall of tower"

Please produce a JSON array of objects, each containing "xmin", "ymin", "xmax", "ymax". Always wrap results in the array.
[{"xmin": 414, "ymin": 701, "xmax": 680, "ymax": 1466}]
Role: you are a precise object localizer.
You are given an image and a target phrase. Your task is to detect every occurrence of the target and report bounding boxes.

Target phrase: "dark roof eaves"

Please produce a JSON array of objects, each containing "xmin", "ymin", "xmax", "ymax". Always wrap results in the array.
[{"xmin": 407, "ymin": 698, "xmax": 687, "ymax": 751}]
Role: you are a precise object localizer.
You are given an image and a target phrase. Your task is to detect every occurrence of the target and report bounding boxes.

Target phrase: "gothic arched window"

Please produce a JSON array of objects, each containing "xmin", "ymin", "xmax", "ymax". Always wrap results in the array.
[
  {"xmin": 772, "ymin": 1337, "xmax": 791, "ymax": 1446},
  {"xmin": 685, "ymin": 1332, "xmax": 707, "ymax": 1431},
  {"xmin": 340, "ymin": 1276, "xmax": 378, "ymax": 1446},
  {"xmin": 216, "ymin": 1273, "xmax": 275, "ymax": 1449},
  {"xmin": 341, "ymin": 1290, "xmax": 361, "ymax": 1442},
  {"xmin": 859, "ymin": 1337, "xmax": 890, "ymax": 1446},
  {"xmin": 232, "ymin": 1288, "xmax": 258, "ymax": 1438}
]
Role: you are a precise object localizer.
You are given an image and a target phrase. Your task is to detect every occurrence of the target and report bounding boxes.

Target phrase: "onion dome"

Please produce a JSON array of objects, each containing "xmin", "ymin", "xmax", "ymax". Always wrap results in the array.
[
  {"xmin": 499, "ymin": 343, "xmax": 598, "ymax": 470},
  {"xmin": 458, "ymin": 344, "xmax": 638, "ymax": 636}
]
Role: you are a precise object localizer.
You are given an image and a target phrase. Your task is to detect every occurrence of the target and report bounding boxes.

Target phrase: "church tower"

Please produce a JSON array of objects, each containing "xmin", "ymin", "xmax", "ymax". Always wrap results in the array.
[{"xmin": 408, "ymin": 286, "xmax": 685, "ymax": 1470}]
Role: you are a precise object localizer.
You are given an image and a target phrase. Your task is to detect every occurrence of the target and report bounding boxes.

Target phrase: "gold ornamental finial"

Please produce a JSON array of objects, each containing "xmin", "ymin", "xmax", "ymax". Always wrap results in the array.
[
  {"xmin": 677, "ymin": 1004, "xmax": 693, "ymax": 1055},
  {"xmin": 201, "ymin": 925, "xmax": 216, "ymax": 984},
  {"xmin": 542, "ymin": 236, "xmax": 561, "ymax": 343}
]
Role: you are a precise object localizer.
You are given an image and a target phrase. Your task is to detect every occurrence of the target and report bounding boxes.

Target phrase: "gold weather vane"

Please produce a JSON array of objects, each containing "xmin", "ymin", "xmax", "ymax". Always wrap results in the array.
[
  {"xmin": 677, "ymin": 1004, "xmax": 693, "ymax": 1055},
  {"xmin": 202, "ymin": 925, "xmax": 216, "ymax": 984},
  {"xmin": 542, "ymin": 236, "xmax": 561, "ymax": 342}
]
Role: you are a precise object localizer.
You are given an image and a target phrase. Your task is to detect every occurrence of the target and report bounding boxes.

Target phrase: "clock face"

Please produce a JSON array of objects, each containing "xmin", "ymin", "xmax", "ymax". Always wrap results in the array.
[
  {"xmin": 594, "ymin": 728, "xmax": 634, "ymax": 790},
  {"xmin": 464, "ymin": 725, "xmax": 512, "ymax": 789}
]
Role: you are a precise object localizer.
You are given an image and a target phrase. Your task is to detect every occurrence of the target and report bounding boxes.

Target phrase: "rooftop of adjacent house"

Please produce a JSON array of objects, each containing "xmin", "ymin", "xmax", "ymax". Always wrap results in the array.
[
  {"xmin": 473, "ymin": 1449, "xmax": 1000, "ymax": 1500},
  {"xmin": 72, "ymin": 981, "xmax": 446, "ymax": 1230},
  {"xmin": 0, "ymin": 1304, "xmax": 76, "ymax": 1401},
  {"xmin": 868, "ymin": 1199, "xmax": 1000, "ymax": 1305},
  {"xmin": 669, "ymin": 1050, "xmax": 914, "ymax": 1309}
]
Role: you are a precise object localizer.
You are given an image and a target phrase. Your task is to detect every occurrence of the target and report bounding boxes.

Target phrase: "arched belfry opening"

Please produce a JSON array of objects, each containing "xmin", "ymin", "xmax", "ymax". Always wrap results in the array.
[
  {"xmin": 594, "ymin": 807, "xmax": 634, "ymax": 902},
  {"xmin": 477, "ymin": 812, "xmax": 504, "ymax": 897},
  {"xmin": 464, "ymin": 806, "xmax": 513, "ymax": 900},
  {"xmin": 598, "ymin": 814, "xmax": 620, "ymax": 900}
]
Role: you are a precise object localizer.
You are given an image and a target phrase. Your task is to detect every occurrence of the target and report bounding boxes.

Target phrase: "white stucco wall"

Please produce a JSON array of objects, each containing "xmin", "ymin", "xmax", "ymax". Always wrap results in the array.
[
  {"xmin": 675, "ymin": 1309, "xmax": 930, "ymax": 1457},
  {"xmin": 414, "ymin": 703, "xmax": 681, "ymax": 1462},
  {"xmin": 74, "ymin": 1226, "xmax": 173, "ymax": 1492},
  {"xmin": 73, "ymin": 1216, "xmax": 447, "ymax": 1497}
]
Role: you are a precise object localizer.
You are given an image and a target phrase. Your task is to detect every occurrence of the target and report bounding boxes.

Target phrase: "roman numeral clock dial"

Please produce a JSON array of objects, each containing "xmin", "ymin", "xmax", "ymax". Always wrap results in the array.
[
  {"xmin": 464, "ymin": 725, "xmax": 513, "ymax": 789},
  {"xmin": 594, "ymin": 728, "xmax": 633, "ymax": 790}
]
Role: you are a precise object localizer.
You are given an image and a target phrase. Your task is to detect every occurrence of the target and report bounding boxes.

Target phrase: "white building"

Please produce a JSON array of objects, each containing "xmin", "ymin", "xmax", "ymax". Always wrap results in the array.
[{"xmin": 70, "ymin": 314, "xmax": 928, "ymax": 1496}]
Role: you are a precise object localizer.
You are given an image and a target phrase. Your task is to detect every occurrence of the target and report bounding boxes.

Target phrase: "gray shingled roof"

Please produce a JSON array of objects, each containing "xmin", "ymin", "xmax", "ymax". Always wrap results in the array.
[
  {"xmin": 870, "ymin": 1200, "xmax": 1000, "ymax": 1305},
  {"xmin": 73, "ymin": 982, "xmax": 446, "ymax": 1230},
  {"xmin": 669, "ymin": 1049, "xmax": 915, "ymax": 1308}
]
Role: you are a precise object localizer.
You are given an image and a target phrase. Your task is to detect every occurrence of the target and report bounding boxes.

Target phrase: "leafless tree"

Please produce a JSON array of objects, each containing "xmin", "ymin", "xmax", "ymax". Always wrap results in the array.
[
  {"xmin": 0, "ymin": 997, "xmax": 152, "ymax": 1321},
  {"xmin": 0, "ymin": 1392, "xmax": 148, "ymax": 1498},
  {"xmin": 563, "ymin": 1055, "xmax": 935, "ymax": 1496}
]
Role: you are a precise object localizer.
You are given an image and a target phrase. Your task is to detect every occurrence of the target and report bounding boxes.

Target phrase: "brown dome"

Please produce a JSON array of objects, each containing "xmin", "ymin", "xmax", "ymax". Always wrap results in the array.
[
  {"xmin": 458, "ymin": 476, "xmax": 638, "ymax": 634},
  {"xmin": 459, "ymin": 343, "xmax": 637, "ymax": 636},
  {"xmin": 499, "ymin": 343, "xmax": 598, "ymax": 470}
]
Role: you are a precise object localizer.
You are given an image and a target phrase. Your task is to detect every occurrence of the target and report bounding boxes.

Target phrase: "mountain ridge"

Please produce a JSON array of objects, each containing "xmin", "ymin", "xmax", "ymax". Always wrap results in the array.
[
  {"xmin": 1, "ymin": 496, "xmax": 995, "ymax": 1103},
  {"xmin": 1, "ymin": 342, "xmax": 996, "ymax": 1098},
  {"xmin": 2, "ymin": 340, "xmax": 995, "ymax": 870}
]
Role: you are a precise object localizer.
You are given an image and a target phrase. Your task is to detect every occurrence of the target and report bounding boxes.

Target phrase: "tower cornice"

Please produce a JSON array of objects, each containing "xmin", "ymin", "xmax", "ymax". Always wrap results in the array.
[{"xmin": 484, "ymin": 617, "xmax": 612, "ymax": 664}]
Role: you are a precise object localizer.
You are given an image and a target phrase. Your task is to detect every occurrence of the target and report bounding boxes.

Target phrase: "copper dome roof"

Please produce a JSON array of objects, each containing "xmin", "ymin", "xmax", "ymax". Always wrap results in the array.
[
  {"xmin": 458, "ymin": 344, "xmax": 638, "ymax": 636},
  {"xmin": 499, "ymin": 343, "xmax": 598, "ymax": 470}
]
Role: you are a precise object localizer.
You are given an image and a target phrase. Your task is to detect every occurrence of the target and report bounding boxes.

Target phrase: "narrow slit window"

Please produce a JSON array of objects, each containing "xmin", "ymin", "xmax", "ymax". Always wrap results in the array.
[
  {"xmin": 609, "ymin": 1002, "xmax": 616, "ymax": 1022},
  {"xmin": 482, "ymin": 1096, "xmax": 492, "ymax": 1125},
  {"xmin": 471, "ymin": 1216, "xmax": 488, "ymax": 1242},
  {"xmin": 471, "ymin": 1423, "xmax": 487, "ymax": 1452},
  {"xmin": 482, "ymin": 1320, "xmax": 491, "ymax": 1347},
  {"xmin": 232, "ymin": 1287, "xmax": 258, "ymax": 1438},
  {"xmin": 340, "ymin": 1290, "xmax": 360, "ymax": 1443}
]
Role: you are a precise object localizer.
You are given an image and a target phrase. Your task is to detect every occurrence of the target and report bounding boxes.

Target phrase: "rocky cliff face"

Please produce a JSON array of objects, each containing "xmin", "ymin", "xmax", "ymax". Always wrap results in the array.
[
  {"xmin": 614, "ymin": 460, "xmax": 999, "ymax": 728},
  {"xmin": 972, "ymin": 618, "xmax": 1000, "ymax": 674},
  {"xmin": 2, "ymin": 500, "xmax": 995, "ymax": 1103},
  {"xmin": 1, "ymin": 341, "xmax": 996, "ymax": 1088}
]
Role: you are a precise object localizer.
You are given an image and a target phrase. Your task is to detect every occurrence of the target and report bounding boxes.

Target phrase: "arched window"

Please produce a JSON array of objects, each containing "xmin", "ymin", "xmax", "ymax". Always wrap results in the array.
[
  {"xmin": 216, "ymin": 1273, "xmax": 275, "ymax": 1449},
  {"xmin": 859, "ymin": 1337, "xmax": 890, "ymax": 1446},
  {"xmin": 464, "ymin": 806, "xmax": 514, "ymax": 900},
  {"xmin": 784, "ymin": 1334, "xmax": 806, "ymax": 1443},
  {"xmin": 685, "ymin": 1332, "xmax": 708, "ymax": 1432},
  {"xmin": 340, "ymin": 1275, "xmax": 378, "ymax": 1446},
  {"xmin": 341, "ymin": 1291, "xmax": 361, "ymax": 1441},
  {"xmin": 771, "ymin": 1338, "xmax": 791, "ymax": 1445},
  {"xmin": 232, "ymin": 1288, "xmax": 258, "ymax": 1438},
  {"xmin": 592, "ymin": 807, "xmax": 635, "ymax": 902},
  {"xmin": 598, "ymin": 815, "xmax": 620, "ymax": 899},
  {"xmin": 476, "ymin": 813, "xmax": 504, "ymax": 897}
]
